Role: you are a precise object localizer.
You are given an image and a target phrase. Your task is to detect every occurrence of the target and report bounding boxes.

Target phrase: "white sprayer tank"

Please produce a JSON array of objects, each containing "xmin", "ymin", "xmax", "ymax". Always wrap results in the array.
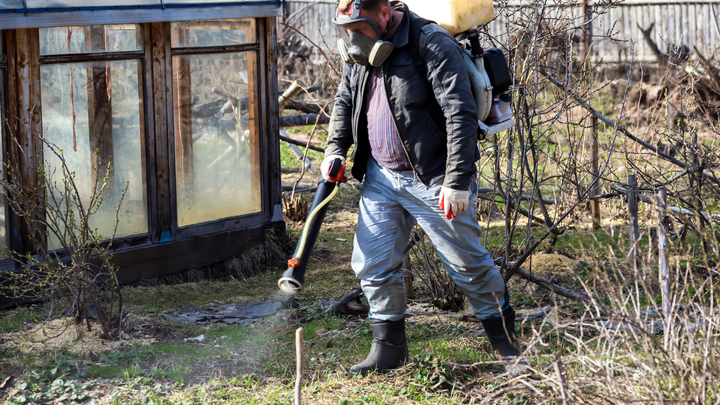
[{"xmin": 402, "ymin": 0, "xmax": 495, "ymax": 36}]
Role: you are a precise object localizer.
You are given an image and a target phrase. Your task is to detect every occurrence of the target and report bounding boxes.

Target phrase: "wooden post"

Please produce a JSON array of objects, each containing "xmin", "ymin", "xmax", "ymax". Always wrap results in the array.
[
  {"xmin": 655, "ymin": 188, "xmax": 671, "ymax": 349},
  {"xmin": 263, "ymin": 16, "xmax": 283, "ymax": 220},
  {"xmin": 503, "ymin": 131, "xmax": 514, "ymax": 274},
  {"xmin": 149, "ymin": 22, "xmax": 173, "ymax": 240},
  {"xmin": 85, "ymin": 25, "xmax": 114, "ymax": 190},
  {"xmin": 585, "ymin": 0, "xmax": 601, "ymax": 229},
  {"xmin": 172, "ymin": 23, "xmax": 194, "ymax": 199},
  {"xmin": 248, "ymin": 42, "xmax": 261, "ymax": 211},
  {"xmin": 589, "ymin": 115, "xmax": 600, "ymax": 229},
  {"xmin": 294, "ymin": 327, "xmax": 303, "ymax": 405},
  {"xmin": 10, "ymin": 29, "xmax": 44, "ymax": 254},
  {"xmin": 627, "ymin": 174, "xmax": 640, "ymax": 268}
]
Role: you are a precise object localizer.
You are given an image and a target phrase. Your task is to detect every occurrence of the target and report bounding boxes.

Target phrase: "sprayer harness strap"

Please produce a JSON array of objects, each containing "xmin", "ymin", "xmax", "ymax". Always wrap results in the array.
[
  {"xmin": 406, "ymin": 14, "xmax": 451, "ymax": 136},
  {"xmin": 407, "ymin": 14, "xmax": 434, "ymax": 76},
  {"xmin": 406, "ymin": 13, "xmax": 480, "ymax": 136}
]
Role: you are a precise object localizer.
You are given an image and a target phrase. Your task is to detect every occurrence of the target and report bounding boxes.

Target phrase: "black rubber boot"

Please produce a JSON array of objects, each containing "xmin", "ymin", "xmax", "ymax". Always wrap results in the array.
[
  {"xmin": 481, "ymin": 307, "xmax": 522, "ymax": 358},
  {"xmin": 481, "ymin": 308, "xmax": 528, "ymax": 375},
  {"xmin": 350, "ymin": 318, "xmax": 409, "ymax": 376}
]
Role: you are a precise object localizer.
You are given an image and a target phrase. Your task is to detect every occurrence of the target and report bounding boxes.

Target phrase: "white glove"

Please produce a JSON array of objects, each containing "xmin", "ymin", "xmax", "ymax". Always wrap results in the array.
[
  {"xmin": 321, "ymin": 155, "xmax": 346, "ymax": 181},
  {"xmin": 438, "ymin": 186, "xmax": 470, "ymax": 219}
]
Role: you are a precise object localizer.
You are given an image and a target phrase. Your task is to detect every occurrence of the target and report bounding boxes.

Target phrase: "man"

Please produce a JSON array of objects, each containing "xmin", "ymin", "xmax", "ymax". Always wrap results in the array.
[{"xmin": 323, "ymin": 0, "xmax": 524, "ymax": 376}]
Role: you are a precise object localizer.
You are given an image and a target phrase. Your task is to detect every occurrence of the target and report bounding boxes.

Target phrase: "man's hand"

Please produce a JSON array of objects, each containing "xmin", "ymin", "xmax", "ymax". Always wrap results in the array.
[
  {"xmin": 321, "ymin": 155, "xmax": 346, "ymax": 181},
  {"xmin": 438, "ymin": 186, "xmax": 470, "ymax": 219}
]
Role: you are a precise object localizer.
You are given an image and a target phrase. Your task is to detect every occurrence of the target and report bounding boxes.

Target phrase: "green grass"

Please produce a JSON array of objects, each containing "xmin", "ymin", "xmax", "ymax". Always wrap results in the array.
[
  {"xmin": 0, "ymin": 306, "xmax": 42, "ymax": 333},
  {"xmin": 279, "ymin": 140, "xmax": 324, "ymax": 170},
  {"xmin": 123, "ymin": 272, "xmax": 285, "ymax": 315}
]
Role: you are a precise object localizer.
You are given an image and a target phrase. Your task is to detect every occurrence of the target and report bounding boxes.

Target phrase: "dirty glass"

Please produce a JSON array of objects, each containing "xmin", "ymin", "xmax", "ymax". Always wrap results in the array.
[
  {"xmin": 171, "ymin": 19, "xmax": 256, "ymax": 48},
  {"xmin": 172, "ymin": 51, "xmax": 260, "ymax": 227},
  {"xmin": 40, "ymin": 60, "xmax": 148, "ymax": 249},
  {"xmin": 40, "ymin": 24, "xmax": 143, "ymax": 55}
]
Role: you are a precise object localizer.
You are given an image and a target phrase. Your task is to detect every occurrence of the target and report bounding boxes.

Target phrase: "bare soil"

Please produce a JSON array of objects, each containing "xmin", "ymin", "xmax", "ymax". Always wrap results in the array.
[{"xmin": 0, "ymin": 314, "xmax": 195, "ymax": 356}]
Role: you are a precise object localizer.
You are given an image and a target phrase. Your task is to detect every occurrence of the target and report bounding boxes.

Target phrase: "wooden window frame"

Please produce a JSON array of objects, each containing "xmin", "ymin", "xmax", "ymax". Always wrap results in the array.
[
  {"xmin": 166, "ymin": 20, "xmax": 266, "ymax": 240},
  {"xmin": 36, "ymin": 25, "xmax": 154, "ymax": 252},
  {"xmin": 0, "ymin": 17, "xmax": 279, "ymax": 270},
  {"xmin": 0, "ymin": 32, "xmax": 10, "ymax": 266}
]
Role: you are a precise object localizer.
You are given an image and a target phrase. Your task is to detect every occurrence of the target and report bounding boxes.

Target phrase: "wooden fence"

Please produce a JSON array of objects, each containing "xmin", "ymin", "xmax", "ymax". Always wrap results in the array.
[{"xmin": 281, "ymin": 0, "xmax": 720, "ymax": 65}]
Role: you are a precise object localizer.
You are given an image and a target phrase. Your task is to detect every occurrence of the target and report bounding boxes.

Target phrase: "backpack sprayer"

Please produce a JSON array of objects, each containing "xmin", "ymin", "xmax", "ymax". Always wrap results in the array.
[
  {"xmin": 278, "ymin": 158, "xmax": 346, "ymax": 295},
  {"xmin": 405, "ymin": 0, "xmax": 515, "ymax": 138}
]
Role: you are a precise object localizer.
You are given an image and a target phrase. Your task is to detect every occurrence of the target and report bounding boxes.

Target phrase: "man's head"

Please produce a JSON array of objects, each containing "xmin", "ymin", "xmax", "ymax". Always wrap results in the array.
[
  {"xmin": 333, "ymin": 0, "xmax": 397, "ymax": 67},
  {"xmin": 337, "ymin": 0, "xmax": 388, "ymax": 15},
  {"xmin": 334, "ymin": 0, "xmax": 393, "ymax": 36}
]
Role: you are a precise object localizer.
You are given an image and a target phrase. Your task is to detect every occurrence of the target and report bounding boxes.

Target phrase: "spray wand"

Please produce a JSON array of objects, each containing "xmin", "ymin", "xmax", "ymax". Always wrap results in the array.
[{"xmin": 278, "ymin": 157, "xmax": 346, "ymax": 295}]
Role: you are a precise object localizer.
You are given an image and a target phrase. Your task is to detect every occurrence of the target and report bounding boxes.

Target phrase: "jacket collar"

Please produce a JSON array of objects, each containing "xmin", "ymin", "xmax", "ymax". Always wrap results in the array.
[{"xmin": 389, "ymin": 1, "xmax": 412, "ymax": 49}]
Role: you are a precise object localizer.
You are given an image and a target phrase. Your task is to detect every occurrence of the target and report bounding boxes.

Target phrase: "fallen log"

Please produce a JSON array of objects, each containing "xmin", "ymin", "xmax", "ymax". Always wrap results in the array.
[
  {"xmin": 280, "ymin": 114, "xmax": 330, "ymax": 128},
  {"xmin": 611, "ymin": 184, "xmax": 720, "ymax": 223},
  {"xmin": 280, "ymin": 85, "xmax": 320, "ymax": 94},
  {"xmin": 279, "ymin": 81, "xmax": 303, "ymax": 113},
  {"xmin": 519, "ymin": 305, "xmax": 554, "ymax": 324},
  {"xmin": 324, "ymin": 286, "xmax": 367, "ymax": 315},
  {"xmin": 285, "ymin": 100, "xmax": 329, "ymax": 115},
  {"xmin": 279, "ymin": 134, "xmax": 325, "ymax": 153},
  {"xmin": 513, "ymin": 267, "xmax": 591, "ymax": 305}
]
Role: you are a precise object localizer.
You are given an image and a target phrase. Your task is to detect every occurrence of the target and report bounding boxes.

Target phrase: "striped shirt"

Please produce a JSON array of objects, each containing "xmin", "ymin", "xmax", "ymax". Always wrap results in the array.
[{"xmin": 367, "ymin": 67, "xmax": 412, "ymax": 170}]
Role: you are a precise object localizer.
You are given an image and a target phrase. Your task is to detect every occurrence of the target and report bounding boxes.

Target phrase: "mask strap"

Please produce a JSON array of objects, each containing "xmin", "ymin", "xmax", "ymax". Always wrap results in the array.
[
  {"xmin": 381, "ymin": 14, "xmax": 396, "ymax": 39},
  {"xmin": 350, "ymin": 0, "xmax": 363, "ymax": 19}
]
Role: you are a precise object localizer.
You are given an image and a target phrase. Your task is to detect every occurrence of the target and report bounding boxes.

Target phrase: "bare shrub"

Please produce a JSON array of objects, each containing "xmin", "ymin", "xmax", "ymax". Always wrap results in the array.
[
  {"xmin": 407, "ymin": 227, "xmax": 465, "ymax": 312},
  {"xmin": 510, "ymin": 248, "xmax": 720, "ymax": 404},
  {"xmin": 0, "ymin": 131, "xmax": 125, "ymax": 340},
  {"xmin": 282, "ymin": 192, "xmax": 309, "ymax": 222}
]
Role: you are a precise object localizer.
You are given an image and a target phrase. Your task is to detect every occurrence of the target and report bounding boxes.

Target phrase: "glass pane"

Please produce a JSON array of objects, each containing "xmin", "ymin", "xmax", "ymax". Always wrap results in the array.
[
  {"xmin": 1, "ymin": 31, "xmax": 5, "ymax": 62},
  {"xmin": 171, "ymin": 19, "xmax": 256, "ymax": 48},
  {"xmin": 40, "ymin": 24, "xmax": 142, "ymax": 56},
  {"xmin": 0, "ymin": 68, "xmax": 7, "ymax": 259},
  {"xmin": 41, "ymin": 60, "xmax": 148, "ymax": 249},
  {"xmin": 173, "ymin": 52, "xmax": 260, "ymax": 226}
]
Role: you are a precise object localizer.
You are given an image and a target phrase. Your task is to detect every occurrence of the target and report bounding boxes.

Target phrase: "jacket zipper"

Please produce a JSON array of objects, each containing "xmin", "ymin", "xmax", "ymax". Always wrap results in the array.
[
  {"xmin": 381, "ymin": 66, "xmax": 426, "ymax": 186},
  {"xmin": 352, "ymin": 67, "xmax": 368, "ymax": 149}
]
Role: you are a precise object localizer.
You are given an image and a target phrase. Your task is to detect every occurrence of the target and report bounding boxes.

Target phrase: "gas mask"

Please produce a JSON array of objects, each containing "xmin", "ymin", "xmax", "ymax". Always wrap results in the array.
[{"xmin": 333, "ymin": 0, "xmax": 397, "ymax": 67}]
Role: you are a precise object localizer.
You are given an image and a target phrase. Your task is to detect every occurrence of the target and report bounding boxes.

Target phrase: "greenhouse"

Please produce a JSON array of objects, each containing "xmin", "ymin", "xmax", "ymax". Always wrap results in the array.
[{"xmin": 0, "ymin": 1, "xmax": 285, "ymax": 306}]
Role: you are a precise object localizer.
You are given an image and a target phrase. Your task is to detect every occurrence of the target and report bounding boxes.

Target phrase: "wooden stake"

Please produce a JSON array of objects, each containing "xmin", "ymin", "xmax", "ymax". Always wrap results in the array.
[
  {"xmin": 590, "ymin": 114, "xmax": 601, "ymax": 229},
  {"xmin": 584, "ymin": 0, "xmax": 601, "ymax": 230},
  {"xmin": 655, "ymin": 188, "xmax": 671, "ymax": 350},
  {"xmin": 627, "ymin": 174, "xmax": 640, "ymax": 268},
  {"xmin": 294, "ymin": 327, "xmax": 303, "ymax": 405}
]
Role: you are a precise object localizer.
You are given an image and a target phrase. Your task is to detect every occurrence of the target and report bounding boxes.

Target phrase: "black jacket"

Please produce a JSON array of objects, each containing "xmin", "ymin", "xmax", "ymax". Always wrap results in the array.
[{"xmin": 325, "ymin": 2, "xmax": 480, "ymax": 190}]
